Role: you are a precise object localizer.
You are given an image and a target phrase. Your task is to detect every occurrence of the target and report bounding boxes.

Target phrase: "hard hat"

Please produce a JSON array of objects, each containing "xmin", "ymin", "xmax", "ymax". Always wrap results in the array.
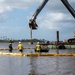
[
  {"xmin": 9, "ymin": 43, "xmax": 12, "ymax": 44},
  {"xmin": 19, "ymin": 42, "xmax": 21, "ymax": 44},
  {"xmin": 37, "ymin": 42, "xmax": 39, "ymax": 44}
]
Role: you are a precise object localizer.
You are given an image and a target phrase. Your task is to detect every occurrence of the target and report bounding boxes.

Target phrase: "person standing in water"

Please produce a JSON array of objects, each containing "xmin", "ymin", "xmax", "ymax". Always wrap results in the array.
[
  {"xmin": 9, "ymin": 43, "xmax": 13, "ymax": 52},
  {"xmin": 17, "ymin": 42, "xmax": 24, "ymax": 53},
  {"xmin": 35, "ymin": 42, "xmax": 41, "ymax": 53}
]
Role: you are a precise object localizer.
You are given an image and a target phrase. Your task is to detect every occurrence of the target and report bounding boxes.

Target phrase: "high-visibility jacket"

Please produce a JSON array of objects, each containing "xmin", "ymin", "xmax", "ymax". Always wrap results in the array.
[
  {"xmin": 36, "ymin": 44, "xmax": 41, "ymax": 51},
  {"xmin": 18, "ymin": 44, "xmax": 24, "ymax": 50}
]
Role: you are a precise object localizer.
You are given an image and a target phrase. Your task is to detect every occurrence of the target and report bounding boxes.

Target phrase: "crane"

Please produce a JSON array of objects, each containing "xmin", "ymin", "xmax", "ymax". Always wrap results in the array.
[
  {"xmin": 29, "ymin": 0, "xmax": 49, "ymax": 29},
  {"xmin": 61, "ymin": 0, "xmax": 75, "ymax": 18},
  {"xmin": 29, "ymin": 0, "xmax": 75, "ymax": 30}
]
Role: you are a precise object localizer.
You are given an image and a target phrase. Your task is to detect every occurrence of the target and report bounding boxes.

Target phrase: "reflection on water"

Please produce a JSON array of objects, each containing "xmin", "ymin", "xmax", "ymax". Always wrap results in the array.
[
  {"xmin": 29, "ymin": 57, "xmax": 38, "ymax": 75},
  {"xmin": 0, "ymin": 53, "xmax": 75, "ymax": 75},
  {"xmin": 29, "ymin": 56, "xmax": 75, "ymax": 75},
  {"xmin": 0, "ymin": 56, "xmax": 31, "ymax": 75},
  {"xmin": 0, "ymin": 43, "xmax": 75, "ymax": 75}
]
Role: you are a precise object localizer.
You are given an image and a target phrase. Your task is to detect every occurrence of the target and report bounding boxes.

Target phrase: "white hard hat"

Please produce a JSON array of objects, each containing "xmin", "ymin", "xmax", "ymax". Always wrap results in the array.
[
  {"xmin": 37, "ymin": 42, "xmax": 39, "ymax": 44},
  {"xmin": 19, "ymin": 42, "xmax": 21, "ymax": 44}
]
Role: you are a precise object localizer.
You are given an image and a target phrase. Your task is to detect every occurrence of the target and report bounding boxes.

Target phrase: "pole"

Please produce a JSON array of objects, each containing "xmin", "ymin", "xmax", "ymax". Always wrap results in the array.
[
  {"xmin": 30, "ymin": 27, "xmax": 33, "ymax": 44},
  {"xmin": 56, "ymin": 31, "xmax": 59, "ymax": 54}
]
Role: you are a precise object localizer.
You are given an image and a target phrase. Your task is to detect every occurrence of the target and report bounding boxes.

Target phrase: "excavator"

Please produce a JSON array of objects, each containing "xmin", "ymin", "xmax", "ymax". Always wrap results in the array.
[{"xmin": 29, "ymin": 0, "xmax": 75, "ymax": 30}]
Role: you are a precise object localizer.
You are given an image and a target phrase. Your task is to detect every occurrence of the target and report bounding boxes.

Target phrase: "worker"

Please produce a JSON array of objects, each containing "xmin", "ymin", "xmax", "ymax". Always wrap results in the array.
[
  {"xmin": 17, "ymin": 42, "xmax": 24, "ymax": 53},
  {"xmin": 9, "ymin": 43, "xmax": 13, "ymax": 52},
  {"xmin": 35, "ymin": 42, "xmax": 41, "ymax": 53},
  {"xmin": 9, "ymin": 38, "xmax": 13, "ymax": 43}
]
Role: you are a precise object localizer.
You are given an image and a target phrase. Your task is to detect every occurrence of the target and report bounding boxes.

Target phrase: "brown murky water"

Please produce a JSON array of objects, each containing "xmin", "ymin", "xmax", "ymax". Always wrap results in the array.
[{"xmin": 0, "ymin": 42, "xmax": 75, "ymax": 75}]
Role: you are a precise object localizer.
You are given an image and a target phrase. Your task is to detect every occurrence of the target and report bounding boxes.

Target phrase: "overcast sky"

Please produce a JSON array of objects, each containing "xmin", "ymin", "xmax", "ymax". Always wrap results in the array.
[{"xmin": 0, "ymin": 0, "xmax": 75, "ymax": 41}]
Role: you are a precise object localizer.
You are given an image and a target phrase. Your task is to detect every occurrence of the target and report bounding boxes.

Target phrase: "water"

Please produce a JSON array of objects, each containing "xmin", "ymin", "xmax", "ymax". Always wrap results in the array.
[{"xmin": 0, "ymin": 42, "xmax": 75, "ymax": 75}]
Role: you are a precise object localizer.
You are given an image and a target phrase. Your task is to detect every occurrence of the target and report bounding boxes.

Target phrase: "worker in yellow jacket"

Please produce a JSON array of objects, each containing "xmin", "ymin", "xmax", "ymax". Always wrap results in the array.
[
  {"xmin": 35, "ymin": 42, "xmax": 41, "ymax": 52},
  {"xmin": 18, "ymin": 42, "xmax": 24, "ymax": 53}
]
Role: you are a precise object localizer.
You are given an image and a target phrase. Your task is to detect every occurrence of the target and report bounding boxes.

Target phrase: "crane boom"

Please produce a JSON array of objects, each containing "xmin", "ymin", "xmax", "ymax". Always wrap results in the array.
[
  {"xmin": 29, "ymin": 0, "xmax": 75, "ymax": 30},
  {"xmin": 32, "ymin": 0, "xmax": 49, "ymax": 20},
  {"xmin": 61, "ymin": 0, "xmax": 75, "ymax": 18},
  {"xmin": 29, "ymin": 0, "xmax": 49, "ymax": 29}
]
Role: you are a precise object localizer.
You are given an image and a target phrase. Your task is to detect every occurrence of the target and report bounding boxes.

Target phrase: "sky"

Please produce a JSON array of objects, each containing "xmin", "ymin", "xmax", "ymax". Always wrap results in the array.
[{"xmin": 0, "ymin": 0, "xmax": 75, "ymax": 41}]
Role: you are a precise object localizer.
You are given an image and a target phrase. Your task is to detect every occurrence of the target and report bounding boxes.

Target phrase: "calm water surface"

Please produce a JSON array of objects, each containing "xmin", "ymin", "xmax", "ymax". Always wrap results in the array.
[{"xmin": 0, "ymin": 42, "xmax": 75, "ymax": 75}]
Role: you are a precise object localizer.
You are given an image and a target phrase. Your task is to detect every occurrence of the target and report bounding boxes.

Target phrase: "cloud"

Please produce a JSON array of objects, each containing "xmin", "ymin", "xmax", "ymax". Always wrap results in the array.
[
  {"xmin": 0, "ymin": 25, "xmax": 30, "ymax": 39},
  {"xmin": 0, "ymin": 0, "xmax": 42, "ymax": 22},
  {"xmin": 0, "ymin": 0, "xmax": 74, "ymax": 19},
  {"xmin": 0, "ymin": 0, "xmax": 42, "ymax": 13},
  {"xmin": 0, "ymin": 0, "xmax": 74, "ymax": 40},
  {"xmin": 37, "ymin": 11, "xmax": 74, "ymax": 30},
  {"xmin": 0, "ymin": 0, "xmax": 74, "ymax": 16}
]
